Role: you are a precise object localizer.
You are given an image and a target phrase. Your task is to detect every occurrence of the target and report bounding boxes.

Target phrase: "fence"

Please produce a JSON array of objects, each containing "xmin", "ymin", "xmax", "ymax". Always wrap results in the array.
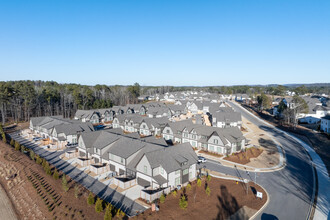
[
  {"xmin": 113, "ymin": 177, "xmax": 137, "ymax": 189},
  {"xmin": 90, "ymin": 164, "xmax": 110, "ymax": 175},
  {"xmin": 77, "ymin": 158, "xmax": 94, "ymax": 167},
  {"xmin": 140, "ymin": 187, "xmax": 171, "ymax": 203}
]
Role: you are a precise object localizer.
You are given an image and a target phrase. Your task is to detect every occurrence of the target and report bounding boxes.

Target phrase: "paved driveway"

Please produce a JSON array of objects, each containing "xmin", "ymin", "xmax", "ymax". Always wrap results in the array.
[{"xmin": 123, "ymin": 185, "xmax": 144, "ymax": 201}]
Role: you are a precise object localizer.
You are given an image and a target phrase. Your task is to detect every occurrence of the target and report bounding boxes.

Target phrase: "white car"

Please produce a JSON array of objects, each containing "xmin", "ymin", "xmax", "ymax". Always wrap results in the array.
[{"xmin": 198, "ymin": 156, "xmax": 206, "ymax": 163}]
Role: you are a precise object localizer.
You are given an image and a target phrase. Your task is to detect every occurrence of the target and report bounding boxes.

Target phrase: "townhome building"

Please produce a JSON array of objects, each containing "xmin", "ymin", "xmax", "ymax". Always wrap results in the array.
[
  {"xmin": 139, "ymin": 117, "xmax": 169, "ymax": 136},
  {"xmin": 211, "ymin": 111, "xmax": 242, "ymax": 129},
  {"xmin": 320, "ymin": 115, "xmax": 330, "ymax": 134},
  {"xmin": 162, "ymin": 119, "xmax": 195, "ymax": 143},
  {"xmin": 30, "ymin": 116, "xmax": 94, "ymax": 148},
  {"xmin": 162, "ymin": 120, "xmax": 245, "ymax": 155},
  {"xmin": 123, "ymin": 115, "xmax": 145, "ymax": 133},
  {"xmin": 146, "ymin": 106, "xmax": 172, "ymax": 118},
  {"xmin": 74, "ymin": 110, "xmax": 101, "ymax": 124},
  {"xmin": 77, "ymin": 130, "xmax": 198, "ymax": 199},
  {"xmin": 51, "ymin": 122, "xmax": 94, "ymax": 146}
]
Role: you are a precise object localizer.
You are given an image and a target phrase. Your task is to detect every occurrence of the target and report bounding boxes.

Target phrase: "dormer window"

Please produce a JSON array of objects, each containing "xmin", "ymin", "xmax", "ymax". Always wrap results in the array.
[{"xmin": 214, "ymin": 139, "xmax": 218, "ymax": 145}]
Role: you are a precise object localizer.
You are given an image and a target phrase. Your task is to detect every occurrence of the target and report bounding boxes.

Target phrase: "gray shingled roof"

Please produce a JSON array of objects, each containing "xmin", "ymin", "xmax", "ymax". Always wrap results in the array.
[
  {"xmin": 144, "ymin": 143, "xmax": 198, "ymax": 173},
  {"xmin": 212, "ymin": 112, "xmax": 242, "ymax": 123},
  {"xmin": 53, "ymin": 122, "xmax": 94, "ymax": 136}
]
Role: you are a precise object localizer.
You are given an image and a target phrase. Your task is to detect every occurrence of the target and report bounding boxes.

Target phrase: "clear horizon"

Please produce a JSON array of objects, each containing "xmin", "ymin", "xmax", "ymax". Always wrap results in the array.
[{"xmin": 0, "ymin": 0, "xmax": 329, "ymax": 86}]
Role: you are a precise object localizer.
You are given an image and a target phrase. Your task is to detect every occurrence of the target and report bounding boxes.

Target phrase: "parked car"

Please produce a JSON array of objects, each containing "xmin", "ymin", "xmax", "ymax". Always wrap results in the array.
[{"xmin": 198, "ymin": 156, "xmax": 206, "ymax": 163}]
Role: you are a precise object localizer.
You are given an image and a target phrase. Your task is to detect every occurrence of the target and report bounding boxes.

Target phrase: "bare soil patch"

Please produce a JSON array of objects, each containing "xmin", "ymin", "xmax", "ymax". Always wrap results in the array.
[
  {"xmin": 133, "ymin": 177, "xmax": 267, "ymax": 220},
  {"xmin": 224, "ymin": 147, "xmax": 263, "ymax": 165},
  {"xmin": 0, "ymin": 141, "xmax": 123, "ymax": 220},
  {"xmin": 242, "ymin": 104, "xmax": 330, "ymax": 175}
]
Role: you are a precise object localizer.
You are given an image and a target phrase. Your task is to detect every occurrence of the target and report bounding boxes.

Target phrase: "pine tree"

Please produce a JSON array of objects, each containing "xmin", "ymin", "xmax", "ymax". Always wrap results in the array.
[
  {"xmin": 42, "ymin": 159, "xmax": 47, "ymax": 168},
  {"xmin": 53, "ymin": 169, "xmax": 59, "ymax": 180},
  {"xmin": 30, "ymin": 150, "xmax": 35, "ymax": 161},
  {"xmin": 14, "ymin": 141, "xmax": 21, "ymax": 151},
  {"xmin": 62, "ymin": 174, "xmax": 69, "ymax": 192},
  {"xmin": 205, "ymin": 186, "xmax": 211, "ymax": 196},
  {"xmin": 95, "ymin": 197, "xmax": 103, "ymax": 213},
  {"xmin": 1, "ymin": 133, "xmax": 6, "ymax": 143},
  {"xmin": 44, "ymin": 162, "xmax": 51, "ymax": 175},
  {"xmin": 10, "ymin": 138, "xmax": 14, "ymax": 146},
  {"xmin": 36, "ymin": 155, "xmax": 42, "ymax": 164},
  {"xmin": 104, "ymin": 204, "xmax": 112, "ymax": 220},
  {"xmin": 197, "ymin": 178, "xmax": 201, "ymax": 187},
  {"xmin": 179, "ymin": 195, "xmax": 188, "ymax": 209},
  {"xmin": 74, "ymin": 185, "xmax": 79, "ymax": 198},
  {"xmin": 159, "ymin": 194, "xmax": 165, "ymax": 203},
  {"xmin": 87, "ymin": 192, "xmax": 95, "ymax": 205},
  {"xmin": 172, "ymin": 190, "xmax": 177, "ymax": 197}
]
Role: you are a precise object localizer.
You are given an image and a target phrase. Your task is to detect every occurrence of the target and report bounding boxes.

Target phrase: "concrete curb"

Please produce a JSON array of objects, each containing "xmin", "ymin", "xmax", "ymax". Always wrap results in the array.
[
  {"xmin": 230, "ymin": 101, "xmax": 329, "ymax": 220},
  {"xmin": 249, "ymin": 183, "xmax": 270, "ymax": 220}
]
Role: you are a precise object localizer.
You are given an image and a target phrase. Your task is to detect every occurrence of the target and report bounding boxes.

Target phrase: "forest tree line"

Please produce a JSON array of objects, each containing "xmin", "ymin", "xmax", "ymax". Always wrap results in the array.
[
  {"xmin": 0, "ymin": 80, "xmax": 329, "ymax": 125},
  {"xmin": 0, "ymin": 81, "xmax": 144, "ymax": 125}
]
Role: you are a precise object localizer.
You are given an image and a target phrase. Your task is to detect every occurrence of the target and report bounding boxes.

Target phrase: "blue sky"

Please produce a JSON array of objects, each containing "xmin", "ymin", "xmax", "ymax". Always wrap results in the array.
[{"xmin": 0, "ymin": 0, "xmax": 329, "ymax": 86}]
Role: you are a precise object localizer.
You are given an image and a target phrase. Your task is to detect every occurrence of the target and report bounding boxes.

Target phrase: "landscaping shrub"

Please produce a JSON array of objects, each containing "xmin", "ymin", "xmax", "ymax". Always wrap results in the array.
[
  {"xmin": 44, "ymin": 162, "xmax": 51, "ymax": 175},
  {"xmin": 172, "ymin": 190, "xmax": 177, "ymax": 197},
  {"xmin": 62, "ymin": 174, "xmax": 69, "ymax": 192},
  {"xmin": 30, "ymin": 150, "xmax": 35, "ymax": 161},
  {"xmin": 205, "ymin": 186, "xmax": 211, "ymax": 196},
  {"xmin": 53, "ymin": 169, "xmax": 59, "ymax": 180},
  {"xmin": 10, "ymin": 138, "xmax": 14, "ymax": 146},
  {"xmin": 36, "ymin": 155, "xmax": 42, "ymax": 164},
  {"xmin": 179, "ymin": 195, "xmax": 188, "ymax": 209},
  {"xmin": 3, "ymin": 134, "xmax": 8, "ymax": 143},
  {"xmin": 87, "ymin": 192, "xmax": 95, "ymax": 205},
  {"xmin": 14, "ymin": 141, "xmax": 21, "ymax": 151},
  {"xmin": 95, "ymin": 197, "xmax": 104, "ymax": 213},
  {"xmin": 159, "ymin": 194, "xmax": 165, "ymax": 203},
  {"xmin": 74, "ymin": 185, "xmax": 79, "ymax": 198},
  {"xmin": 197, "ymin": 178, "xmax": 201, "ymax": 187},
  {"xmin": 116, "ymin": 209, "xmax": 125, "ymax": 219},
  {"xmin": 104, "ymin": 204, "xmax": 112, "ymax": 220},
  {"xmin": 186, "ymin": 183, "xmax": 191, "ymax": 191},
  {"xmin": 207, "ymin": 175, "xmax": 212, "ymax": 182},
  {"xmin": 42, "ymin": 159, "xmax": 47, "ymax": 169}
]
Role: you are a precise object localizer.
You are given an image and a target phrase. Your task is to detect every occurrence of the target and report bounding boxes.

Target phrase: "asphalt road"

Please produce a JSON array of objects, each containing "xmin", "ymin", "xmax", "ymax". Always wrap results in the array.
[
  {"xmin": 8, "ymin": 133, "xmax": 146, "ymax": 217},
  {"xmin": 198, "ymin": 101, "xmax": 315, "ymax": 220}
]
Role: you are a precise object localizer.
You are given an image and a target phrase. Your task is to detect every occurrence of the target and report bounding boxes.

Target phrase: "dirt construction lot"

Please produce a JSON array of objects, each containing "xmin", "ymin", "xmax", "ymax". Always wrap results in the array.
[{"xmin": 241, "ymin": 116, "xmax": 280, "ymax": 168}]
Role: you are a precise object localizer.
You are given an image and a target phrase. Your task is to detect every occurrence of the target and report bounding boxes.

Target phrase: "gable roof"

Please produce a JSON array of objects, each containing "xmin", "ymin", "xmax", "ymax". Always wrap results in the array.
[{"xmin": 144, "ymin": 143, "xmax": 198, "ymax": 173}]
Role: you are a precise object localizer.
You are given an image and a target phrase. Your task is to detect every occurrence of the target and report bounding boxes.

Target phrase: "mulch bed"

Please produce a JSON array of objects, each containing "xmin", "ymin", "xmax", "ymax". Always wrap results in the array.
[
  {"xmin": 224, "ymin": 147, "xmax": 263, "ymax": 164},
  {"xmin": 199, "ymin": 150, "xmax": 223, "ymax": 158},
  {"xmin": 133, "ymin": 177, "xmax": 267, "ymax": 220}
]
